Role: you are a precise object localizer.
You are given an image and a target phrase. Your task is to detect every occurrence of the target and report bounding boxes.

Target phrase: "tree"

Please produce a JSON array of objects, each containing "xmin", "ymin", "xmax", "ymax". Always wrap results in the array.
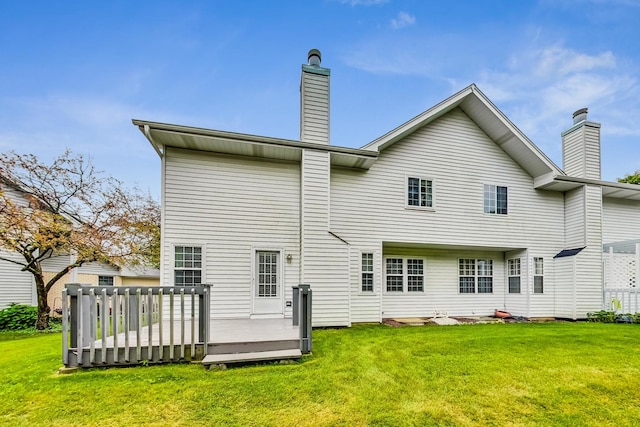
[
  {"xmin": 618, "ymin": 170, "xmax": 640, "ymax": 185},
  {"xmin": 0, "ymin": 150, "xmax": 160, "ymax": 329}
]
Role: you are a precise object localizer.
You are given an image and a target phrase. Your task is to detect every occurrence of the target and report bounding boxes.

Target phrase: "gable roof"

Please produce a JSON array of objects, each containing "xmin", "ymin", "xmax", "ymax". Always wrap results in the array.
[{"xmin": 362, "ymin": 84, "xmax": 564, "ymax": 180}]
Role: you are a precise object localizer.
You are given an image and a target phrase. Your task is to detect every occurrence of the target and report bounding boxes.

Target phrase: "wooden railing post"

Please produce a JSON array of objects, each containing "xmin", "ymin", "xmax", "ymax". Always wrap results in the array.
[
  {"xmin": 299, "ymin": 284, "xmax": 312, "ymax": 354},
  {"xmin": 292, "ymin": 286, "xmax": 299, "ymax": 326}
]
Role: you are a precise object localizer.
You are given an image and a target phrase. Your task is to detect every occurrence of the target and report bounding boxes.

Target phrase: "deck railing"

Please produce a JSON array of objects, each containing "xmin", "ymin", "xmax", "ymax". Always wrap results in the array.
[
  {"xmin": 62, "ymin": 283, "xmax": 210, "ymax": 368},
  {"xmin": 603, "ymin": 288, "xmax": 640, "ymax": 314}
]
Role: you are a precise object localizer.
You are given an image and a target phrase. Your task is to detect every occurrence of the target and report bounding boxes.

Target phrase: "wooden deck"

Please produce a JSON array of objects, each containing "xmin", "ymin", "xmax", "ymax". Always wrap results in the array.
[{"xmin": 62, "ymin": 284, "xmax": 312, "ymax": 368}]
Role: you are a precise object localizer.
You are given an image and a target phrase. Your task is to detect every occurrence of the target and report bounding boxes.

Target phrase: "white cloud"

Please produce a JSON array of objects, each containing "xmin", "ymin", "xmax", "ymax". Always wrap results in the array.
[{"xmin": 391, "ymin": 12, "xmax": 416, "ymax": 29}]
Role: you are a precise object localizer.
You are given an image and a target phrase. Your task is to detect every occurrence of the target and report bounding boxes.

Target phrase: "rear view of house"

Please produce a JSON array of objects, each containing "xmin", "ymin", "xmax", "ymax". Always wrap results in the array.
[{"xmin": 134, "ymin": 49, "xmax": 640, "ymax": 327}]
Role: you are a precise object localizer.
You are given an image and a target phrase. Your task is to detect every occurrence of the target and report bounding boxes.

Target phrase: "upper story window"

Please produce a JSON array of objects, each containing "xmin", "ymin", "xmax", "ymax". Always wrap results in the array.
[
  {"xmin": 508, "ymin": 259, "xmax": 521, "ymax": 293},
  {"xmin": 459, "ymin": 259, "xmax": 493, "ymax": 294},
  {"xmin": 385, "ymin": 257, "xmax": 425, "ymax": 292},
  {"xmin": 407, "ymin": 177, "xmax": 433, "ymax": 208},
  {"xmin": 361, "ymin": 253, "xmax": 374, "ymax": 292},
  {"xmin": 483, "ymin": 184, "xmax": 508, "ymax": 215},
  {"xmin": 174, "ymin": 245, "xmax": 202, "ymax": 286},
  {"xmin": 534, "ymin": 257, "xmax": 544, "ymax": 294}
]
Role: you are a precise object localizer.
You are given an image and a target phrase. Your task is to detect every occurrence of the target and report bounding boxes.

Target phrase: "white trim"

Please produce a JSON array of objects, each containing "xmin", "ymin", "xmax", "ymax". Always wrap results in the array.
[
  {"xmin": 482, "ymin": 183, "xmax": 509, "ymax": 216},
  {"xmin": 404, "ymin": 174, "xmax": 435, "ymax": 211},
  {"xmin": 382, "ymin": 256, "xmax": 427, "ymax": 294},
  {"xmin": 160, "ymin": 150, "xmax": 167, "ymax": 285},
  {"xmin": 170, "ymin": 243, "xmax": 206, "ymax": 286},
  {"xmin": 251, "ymin": 246, "xmax": 285, "ymax": 317},
  {"xmin": 507, "ymin": 258, "xmax": 522, "ymax": 294},
  {"xmin": 532, "ymin": 256, "xmax": 545, "ymax": 295},
  {"xmin": 359, "ymin": 250, "xmax": 376, "ymax": 295}
]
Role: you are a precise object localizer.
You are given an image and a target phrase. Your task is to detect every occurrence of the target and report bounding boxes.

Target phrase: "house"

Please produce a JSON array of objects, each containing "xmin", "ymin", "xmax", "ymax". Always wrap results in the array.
[
  {"xmin": 133, "ymin": 49, "xmax": 640, "ymax": 327},
  {"xmin": 0, "ymin": 177, "xmax": 160, "ymax": 312}
]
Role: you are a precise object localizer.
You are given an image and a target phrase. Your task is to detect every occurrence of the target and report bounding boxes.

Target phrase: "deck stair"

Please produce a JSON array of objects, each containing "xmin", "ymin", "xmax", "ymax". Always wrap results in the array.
[{"xmin": 202, "ymin": 348, "xmax": 302, "ymax": 366}]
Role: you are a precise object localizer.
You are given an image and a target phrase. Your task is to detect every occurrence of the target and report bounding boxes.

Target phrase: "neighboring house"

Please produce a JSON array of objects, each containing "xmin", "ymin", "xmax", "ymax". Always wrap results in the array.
[
  {"xmin": 0, "ymin": 178, "xmax": 160, "ymax": 311},
  {"xmin": 133, "ymin": 49, "xmax": 640, "ymax": 326}
]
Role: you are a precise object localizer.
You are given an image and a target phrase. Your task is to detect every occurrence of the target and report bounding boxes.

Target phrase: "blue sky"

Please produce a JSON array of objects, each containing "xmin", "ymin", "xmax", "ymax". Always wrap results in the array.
[{"xmin": 2, "ymin": 0, "xmax": 640, "ymax": 199}]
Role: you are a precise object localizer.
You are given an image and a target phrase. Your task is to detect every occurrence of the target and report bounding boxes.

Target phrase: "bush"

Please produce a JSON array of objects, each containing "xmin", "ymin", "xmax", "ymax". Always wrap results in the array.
[{"xmin": 0, "ymin": 303, "xmax": 38, "ymax": 331}]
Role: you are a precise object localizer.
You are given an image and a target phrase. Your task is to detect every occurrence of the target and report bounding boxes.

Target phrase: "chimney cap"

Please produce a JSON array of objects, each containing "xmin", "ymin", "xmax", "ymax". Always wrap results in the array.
[
  {"xmin": 307, "ymin": 49, "xmax": 321, "ymax": 67},
  {"xmin": 572, "ymin": 108, "xmax": 588, "ymax": 124}
]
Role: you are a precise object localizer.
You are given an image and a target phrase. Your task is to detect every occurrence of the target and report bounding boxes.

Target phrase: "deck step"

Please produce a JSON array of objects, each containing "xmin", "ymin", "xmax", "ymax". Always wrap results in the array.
[{"xmin": 202, "ymin": 349, "xmax": 302, "ymax": 365}]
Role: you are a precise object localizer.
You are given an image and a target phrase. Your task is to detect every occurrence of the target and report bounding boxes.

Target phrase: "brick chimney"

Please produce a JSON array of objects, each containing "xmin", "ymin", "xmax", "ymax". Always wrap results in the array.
[
  {"xmin": 561, "ymin": 108, "xmax": 601, "ymax": 179},
  {"xmin": 300, "ymin": 49, "xmax": 330, "ymax": 144}
]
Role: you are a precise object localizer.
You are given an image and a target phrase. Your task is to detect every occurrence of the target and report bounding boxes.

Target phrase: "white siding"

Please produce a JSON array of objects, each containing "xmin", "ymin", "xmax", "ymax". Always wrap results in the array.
[
  {"xmin": 380, "ymin": 248, "xmax": 507, "ymax": 318},
  {"xmin": 0, "ymin": 250, "xmax": 35, "ymax": 308},
  {"xmin": 350, "ymin": 246, "xmax": 381, "ymax": 323},
  {"xmin": 331, "ymin": 108, "xmax": 565, "ymax": 319},
  {"xmin": 603, "ymin": 197, "xmax": 640, "ymax": 243},
  {"xmin": 300, "ymin": 71, "xmax": 329, "ymax": 144},
  {"xmin": 574, "ymin": 186, "xmax": 603, "ymax": 318},
  {"xmin": 505, "ymin": 249, "xmax": 528, "ymax": 315},
  {"xmin": 163, "ymin": 148, "xmax": 301, "ymax": 319},
  {"xmin": 301, "ymin": 149, "xmax": 349, "ymax": 326},
  {"xmin": 565, "ymin": 187, "xmax": 585, "ymax": 248},
  {"xmin": 553, "ymin": 257, "xmax": 575, "ymax": 318},
  {"xmin": 562, "ymin": 123, "xmax": 601, "ymax": 180}
]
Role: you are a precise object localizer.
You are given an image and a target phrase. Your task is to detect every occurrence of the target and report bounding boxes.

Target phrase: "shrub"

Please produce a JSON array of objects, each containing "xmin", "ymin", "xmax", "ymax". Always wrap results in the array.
[{"xmin": 0, "ymin": 303, "xmax": 38, "ymax": 331}]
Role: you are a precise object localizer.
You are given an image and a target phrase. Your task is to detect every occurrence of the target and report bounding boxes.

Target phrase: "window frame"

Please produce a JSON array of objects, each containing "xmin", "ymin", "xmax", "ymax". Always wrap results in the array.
[
  {"xmin": 533, "ymin": 257, "xmax": 544, "ymax": 294},
  {"xmin": 483, "ymin": 184, "xmax": 508, "ymax": 215},
  {"xmin": 405, "ymin": 175, "xmax": 435, "ymax": 210},
  {"xmin": 458, "ymin": 258, "xmax": 494, "ymax": 294},
  {"xmin": 173, "ymin": 244, "xmax": 204, "ymax": 286},
  {"xmin": 384, "ymin": 257, "xmax": 426, "ymax": 293},
  {"xmin": 508, "ymin": 258, "xmax": 521, "ymax": 294},
  {"xmin": 361, "ymin": 252, "xmax": 375, "ymax": 293},
  {"xmin": 98, "ymin": 276, "xmax": 114, "ymax": 286}
]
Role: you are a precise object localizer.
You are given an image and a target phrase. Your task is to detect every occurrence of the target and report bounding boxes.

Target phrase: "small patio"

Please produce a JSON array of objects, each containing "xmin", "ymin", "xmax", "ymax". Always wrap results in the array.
[{"xmin": 62, "ymin": 284, "xmax": 311, "ymax": 368}]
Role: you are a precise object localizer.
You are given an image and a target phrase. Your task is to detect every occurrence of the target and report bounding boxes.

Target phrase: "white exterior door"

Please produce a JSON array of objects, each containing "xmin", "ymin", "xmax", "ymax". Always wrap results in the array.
[{"xmin": 252, "ymin": 250, "xmax": 283, "ymax": 316}]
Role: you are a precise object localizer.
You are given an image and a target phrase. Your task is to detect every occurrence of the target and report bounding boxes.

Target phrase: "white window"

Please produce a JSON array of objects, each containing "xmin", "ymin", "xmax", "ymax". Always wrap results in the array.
[
  {"xmin": 174, "ymin": 245, "xmax": 202, "ymax": 286},
  {"xmin": 385, "ymin": 258, "xmax": 425, "ymax": 292},
  {"xmin": 407, "ymin": 177, "xmax": 433, "ymax": 208},
  {"xmin": 534, "ymin": 257, "xmax": 544, "ymax": 294},
  {"xmin": 459, "ymin": 259, "xmax": 493, "ymax": 294},
  {"xmin": 98, "ymin": 276, "xmax": 114, "ymax": 286},
  {"xmin": 483, "ymin": 184, "xmax": 508, "ymax": 215},
  {"xmin": 361, "ymin": 253, "xmax": 374, "ymax": 292},
  {"xmin": 257, "ymin": 251, "xmax": 278, "ymax": 297},
  {"xmin": 508, "ymin": 259, "xmax": 521, "ymax": 293}
]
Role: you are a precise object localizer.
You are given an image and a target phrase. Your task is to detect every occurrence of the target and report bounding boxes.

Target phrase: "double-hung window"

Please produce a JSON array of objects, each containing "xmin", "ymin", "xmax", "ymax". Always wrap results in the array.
[
  {"xmin": 407, "ymin": 177, "xmax": 433, "ymax": 208},
  {"xmin": 534, "ymin": 257, "xmax": 544, "ymax": 294},
  {"xmin": 483, "ymin": 184, "xmax": 508, "ymax": 215},
  {"xmin": 174, "ymin": 245, "xmax": 202, "ymax": 286},
  {"xmin": 361, "ymin": 253, "xmax": 374, "ymax": 292},
  {"xmin": 459, "ymin": 259, "xmax": 493, "ymax": 293},
  {"xmin": 508, "ymin": 259, "xmax": 521, "ymax": 293},
  {"xmin": 385, "ymin": 258, "xmax": 425, "ymax": 292}
]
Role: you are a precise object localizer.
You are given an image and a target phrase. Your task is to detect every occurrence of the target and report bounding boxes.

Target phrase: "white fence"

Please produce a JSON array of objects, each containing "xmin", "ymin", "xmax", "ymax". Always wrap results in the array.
[{"xmin": 603, "ymin": 241, "xmax": 640, "ymax": 313}]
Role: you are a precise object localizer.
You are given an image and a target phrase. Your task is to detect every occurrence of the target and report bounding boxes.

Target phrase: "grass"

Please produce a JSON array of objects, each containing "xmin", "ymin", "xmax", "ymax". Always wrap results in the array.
[{"xmin": 1, "ymin": 322, "xmax": 639, "ymax": 426}]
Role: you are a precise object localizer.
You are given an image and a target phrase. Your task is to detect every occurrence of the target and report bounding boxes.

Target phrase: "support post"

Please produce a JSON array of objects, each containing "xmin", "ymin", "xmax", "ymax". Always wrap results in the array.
[
  {"xmin": 299, "ymin": 284, "xmax": 312, "ymax": 354},
  {"xmin": 292, "ymin": 286, "xmax": 299, "ymax": 326}
]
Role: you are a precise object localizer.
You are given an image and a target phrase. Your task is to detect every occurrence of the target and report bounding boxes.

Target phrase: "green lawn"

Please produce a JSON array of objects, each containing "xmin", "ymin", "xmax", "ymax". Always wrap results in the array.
[{"xmin": 1, "ymin": 323, "xmax": 639, "ymax": 426}]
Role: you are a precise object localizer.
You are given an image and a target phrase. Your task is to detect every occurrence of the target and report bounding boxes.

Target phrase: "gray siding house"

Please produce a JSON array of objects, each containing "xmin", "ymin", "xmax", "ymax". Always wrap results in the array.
[{"xmin": 134, "ymin": 50, "xmax": 640, "ymax": 326}]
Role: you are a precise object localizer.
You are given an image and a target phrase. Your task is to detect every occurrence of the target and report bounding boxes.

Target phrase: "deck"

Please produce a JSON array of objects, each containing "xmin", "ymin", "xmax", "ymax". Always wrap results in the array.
[{"xmin": 62, "ymin": 284, "xmax": 312, "ymax": 368}]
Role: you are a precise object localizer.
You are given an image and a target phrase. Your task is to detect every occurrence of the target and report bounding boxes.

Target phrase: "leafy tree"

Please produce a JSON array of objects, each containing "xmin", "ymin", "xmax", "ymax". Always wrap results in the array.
[
  {"xmin": 0, "ymin": 150, "xmax": 160, "ymax": 329},
  {"xmin": 618, "ymin": 170, "xmax": 640, "ymax": 185}
]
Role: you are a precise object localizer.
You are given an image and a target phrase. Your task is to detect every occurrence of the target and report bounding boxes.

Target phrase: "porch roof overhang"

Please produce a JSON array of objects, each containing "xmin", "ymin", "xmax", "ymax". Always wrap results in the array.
[
  {"xmin": 363, "ymin": 84, "xmax": 564, "ymax": 180},
  {"xmin": 534, "ymin": 173, "xmax": 640, "ymax": 201},
  {"xmin": 383, "ymin": 241, "xmax": 526, "ymax": 252},
  {"xmin": 132, "ymin": 119, "xmax": 378, "ymax": 170}
]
